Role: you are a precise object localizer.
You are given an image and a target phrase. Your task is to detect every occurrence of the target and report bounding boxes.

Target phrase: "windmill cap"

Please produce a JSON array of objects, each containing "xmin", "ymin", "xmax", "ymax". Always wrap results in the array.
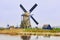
[{"xmin": 21, "ymin": 12, "xmax": 30, "ymax": 17}]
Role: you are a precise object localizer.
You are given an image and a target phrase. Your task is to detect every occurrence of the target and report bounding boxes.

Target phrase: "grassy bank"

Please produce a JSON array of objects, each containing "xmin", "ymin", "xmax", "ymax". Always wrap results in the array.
[{"xmin": 0, "ymin": 28, "xmax": 60, "ymax": 36}]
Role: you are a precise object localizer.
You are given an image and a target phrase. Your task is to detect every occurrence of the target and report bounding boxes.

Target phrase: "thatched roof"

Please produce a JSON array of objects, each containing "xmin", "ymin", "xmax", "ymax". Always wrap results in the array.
[{"xmin": 42, "ymin": 24, "xmax": 52, "ymax": 29}]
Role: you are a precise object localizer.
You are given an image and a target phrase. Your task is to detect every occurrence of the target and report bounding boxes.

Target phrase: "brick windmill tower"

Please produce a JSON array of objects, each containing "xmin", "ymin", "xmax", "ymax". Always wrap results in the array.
[{"xmin": 20, "ymin": 4, "xmax": 39, "ymax": 28}]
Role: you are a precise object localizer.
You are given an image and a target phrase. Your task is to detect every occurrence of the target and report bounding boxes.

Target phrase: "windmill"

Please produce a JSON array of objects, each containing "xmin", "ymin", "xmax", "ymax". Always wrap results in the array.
[{"xmin": 20, "ymin": 3, "xmax": 39, "ymax": 28}]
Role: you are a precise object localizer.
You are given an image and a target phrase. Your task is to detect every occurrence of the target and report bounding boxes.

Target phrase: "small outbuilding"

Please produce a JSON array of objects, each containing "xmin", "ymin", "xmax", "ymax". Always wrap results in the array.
[
  {"xmin": 9, "ymin": 26, "xmax": 15, "ymax": 30},
  {"xmin": 42, "ymin": 24, "xmax": 52, "ymax": 30}
]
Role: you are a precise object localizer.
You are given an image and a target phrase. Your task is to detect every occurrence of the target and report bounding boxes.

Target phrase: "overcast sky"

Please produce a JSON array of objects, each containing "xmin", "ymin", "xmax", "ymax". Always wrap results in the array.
[{"xmin": 0, "ymin": 0, "xmax": 60, "ymax": 27}]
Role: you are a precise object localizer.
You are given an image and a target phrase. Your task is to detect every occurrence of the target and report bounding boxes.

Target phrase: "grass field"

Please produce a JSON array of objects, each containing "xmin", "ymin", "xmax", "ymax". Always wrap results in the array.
[{"xmin": 0, "ymin": 28, "xmax": 60, "ymax": 36}]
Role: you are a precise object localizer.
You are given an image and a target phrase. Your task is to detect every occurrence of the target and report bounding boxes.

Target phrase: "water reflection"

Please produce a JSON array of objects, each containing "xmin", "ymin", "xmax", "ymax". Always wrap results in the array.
[
  {"xmin": 21, "ymin": 35, "xmax": 31, "ymax": 40},
  {"xmin": 0, "ymin": 34, "xmax": 60, "ymax": 40},
  {"xmin": 43, "ymin": 35, "xmax": 50, "ymax": 38}
]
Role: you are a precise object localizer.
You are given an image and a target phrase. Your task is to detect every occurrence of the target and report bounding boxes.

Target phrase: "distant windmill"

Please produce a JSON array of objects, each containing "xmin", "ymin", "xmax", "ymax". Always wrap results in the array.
[{"xmin": 20, "ymin": 3, "xmax": 39, "ymax": 28}]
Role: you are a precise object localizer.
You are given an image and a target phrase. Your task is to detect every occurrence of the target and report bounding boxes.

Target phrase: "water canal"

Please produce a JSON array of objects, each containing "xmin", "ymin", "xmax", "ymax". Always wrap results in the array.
[{"xmin": 0, "ymin": 34, "xmax": 60, "ymax": 40}]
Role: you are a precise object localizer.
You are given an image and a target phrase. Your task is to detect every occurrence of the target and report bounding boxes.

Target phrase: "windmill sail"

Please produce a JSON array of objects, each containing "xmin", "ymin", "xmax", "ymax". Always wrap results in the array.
[
  {"xmin": 29, "ymin": 4, "xmax": 38, "ymax": 13},
  {"xmin": 31, "ymin": 15, "xmax": 38, "ymax": 25},
  {"xmin": 20, "ymin": 4, "xmax": 27, "ymax": 12}
]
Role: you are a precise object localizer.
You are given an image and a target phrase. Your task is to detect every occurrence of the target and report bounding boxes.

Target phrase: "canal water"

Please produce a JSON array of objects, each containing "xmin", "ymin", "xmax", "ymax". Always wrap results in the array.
[{"xmin": 0, "ymin": 34, "xmax": 60, "ymax": 40}]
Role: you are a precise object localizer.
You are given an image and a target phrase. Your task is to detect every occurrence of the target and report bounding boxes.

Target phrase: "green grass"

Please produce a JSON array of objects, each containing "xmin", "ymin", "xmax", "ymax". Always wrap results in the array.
[
  {"xmin": 22, "ymin": 28, "xmax": 60, "ymax": 33},
  {"xmin": 0, "ymin": 28, "xmax": 60, "ymax": 32},
  {"xmin": 53, "ymin": 28, "xmax": 60, "ymax": 31}
]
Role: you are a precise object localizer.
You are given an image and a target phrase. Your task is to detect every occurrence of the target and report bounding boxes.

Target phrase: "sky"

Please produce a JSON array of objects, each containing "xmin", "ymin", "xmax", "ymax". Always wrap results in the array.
[{"xmin": 0, "ymin": 0, "xmax": 60, "ymax": 28}]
